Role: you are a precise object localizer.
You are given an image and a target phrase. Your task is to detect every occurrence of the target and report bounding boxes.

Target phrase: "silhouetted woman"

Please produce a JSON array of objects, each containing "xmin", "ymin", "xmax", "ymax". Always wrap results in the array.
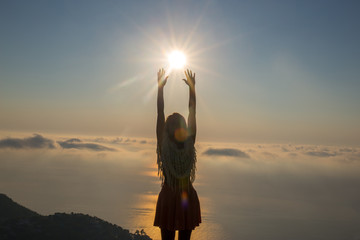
[{"xmin": 154, "ymin": 69, "xmax": 201, "ymax": 240}]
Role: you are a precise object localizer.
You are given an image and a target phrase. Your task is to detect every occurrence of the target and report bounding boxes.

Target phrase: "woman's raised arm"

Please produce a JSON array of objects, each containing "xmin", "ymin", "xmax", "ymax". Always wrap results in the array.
[
  {"xmin": 156, "ymin": 68, "xmax": 168, "ymax": 146},
  {"xmin": 183, "ymin": 69, "xmax": 197, "ymax": 142}
]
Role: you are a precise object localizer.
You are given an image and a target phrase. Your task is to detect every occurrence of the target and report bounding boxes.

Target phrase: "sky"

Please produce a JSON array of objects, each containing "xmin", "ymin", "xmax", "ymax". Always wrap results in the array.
[{"xmin": 1, "ymin": 0, "xmax": 360, "ymax": 145}]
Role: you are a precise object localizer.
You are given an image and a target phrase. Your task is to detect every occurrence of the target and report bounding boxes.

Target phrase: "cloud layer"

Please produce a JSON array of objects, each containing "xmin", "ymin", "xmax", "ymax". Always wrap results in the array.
[
  {"xmin": 305, "ymin": 151, "xmax": 337, "ymax": 157},
  {"xmin": 57, "ymin": 138, "xmax": 116, "ymax": 151},
  {"xmin": 0, "ymin": 135, "xmax": 127, "ymax": 152},
  {"xmin": 0, "ymin": 134, "xmax": 55, "ymax": 149},
  {"xmin": 203, "ymin": 148, "xmax": 250, "ymax": 158},
  {"xmin": 1, "ymin": 133, "xmax": 360, "ymax": 240}
]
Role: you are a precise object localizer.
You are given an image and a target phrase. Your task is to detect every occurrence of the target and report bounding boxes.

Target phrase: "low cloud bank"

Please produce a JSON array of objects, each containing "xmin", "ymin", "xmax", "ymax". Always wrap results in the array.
[
  {"xmin": 57, "ymin": 138, "xmax": 116, "ymax": 152},
  {"xmin": 203, "ymin": 148, "xmax": 250, "ymax": 158},
  {"xmin": 0, "ymin": 133, "xmax": 152, "ymax": 152},
  {"xmin": 0, "ymin": 134, "xmax": 55, "ymax": 149},
  {"xmin": 305, "ymin": 151, "xmax": 337, "ymax": 157}
]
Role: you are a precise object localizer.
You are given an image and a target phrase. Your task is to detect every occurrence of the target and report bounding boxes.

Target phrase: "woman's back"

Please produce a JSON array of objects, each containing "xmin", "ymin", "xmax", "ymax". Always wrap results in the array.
[{"xmin": 154, "ymin": 69, "xmax": 201, "ymax": 240}]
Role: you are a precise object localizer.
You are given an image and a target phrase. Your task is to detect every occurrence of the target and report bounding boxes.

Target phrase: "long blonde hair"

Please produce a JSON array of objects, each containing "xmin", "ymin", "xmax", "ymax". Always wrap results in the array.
[{"xmin": 157, "ymin": 113, "xmax": 197, "ymax": 190}]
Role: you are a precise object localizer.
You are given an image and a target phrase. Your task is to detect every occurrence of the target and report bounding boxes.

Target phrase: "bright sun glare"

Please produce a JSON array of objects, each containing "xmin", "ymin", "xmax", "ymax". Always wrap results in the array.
[{"xmin": 168, "ymin": 50, "xmax": 186, "ymax": 69}]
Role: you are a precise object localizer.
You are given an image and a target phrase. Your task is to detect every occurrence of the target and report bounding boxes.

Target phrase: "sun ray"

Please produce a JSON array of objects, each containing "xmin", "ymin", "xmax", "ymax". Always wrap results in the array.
[
  {"xmin": 190, "ymin": 36, "xmax": 240, "ymax": 58},
  {"xmin": 182, "ymin": 1, "xmax": 211, "ymax": 50},
  {"xmin": 165, "ymin": 5, "xmax": 178, "ymax": 50},
  {"xmin": 189, "ymin": 63, "xmax": 221, "ymax": 79},
  {"xmin": 113, "ymin": 1, "xmax": 247, "ymax": 109},
  {"xmin": 143, "ymin": 81, "xmax": 159, "ymax": 104},
  {"xmin": 122, "ymin": 16, "xmax": 165, "ymax": 51}
]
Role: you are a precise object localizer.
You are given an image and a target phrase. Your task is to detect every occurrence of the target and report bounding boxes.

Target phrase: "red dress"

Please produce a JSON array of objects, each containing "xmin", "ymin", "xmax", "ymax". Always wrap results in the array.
[{"xmin": 154, "ymin": 182, "xmax": 201, "ymax": 230}]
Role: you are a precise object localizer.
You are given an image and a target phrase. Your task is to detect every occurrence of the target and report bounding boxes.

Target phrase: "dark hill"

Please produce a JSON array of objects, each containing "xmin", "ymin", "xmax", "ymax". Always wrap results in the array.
[
  {"xmin": 0, "ymin": 193, "xmax": 151, "ymax": 240},
  {"xmin": 0, "ymin": 193, "xmax": 39, "ymax": 221}
]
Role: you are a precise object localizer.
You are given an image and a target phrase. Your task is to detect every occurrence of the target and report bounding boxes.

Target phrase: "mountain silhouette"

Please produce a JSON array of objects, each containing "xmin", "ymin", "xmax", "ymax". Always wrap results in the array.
[
  {"xmin": 0, "ymin": 193, "xmax": 151, "ymax": 240},
  {"xmin": 0, "ymin": 193, "xmax": 40, "ymax": 222}
]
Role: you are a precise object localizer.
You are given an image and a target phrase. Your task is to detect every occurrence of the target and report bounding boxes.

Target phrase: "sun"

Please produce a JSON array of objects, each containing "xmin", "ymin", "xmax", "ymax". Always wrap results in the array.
[{"xmin": 168, "ymin": 50, "xmax": 186, "ymax": 69}]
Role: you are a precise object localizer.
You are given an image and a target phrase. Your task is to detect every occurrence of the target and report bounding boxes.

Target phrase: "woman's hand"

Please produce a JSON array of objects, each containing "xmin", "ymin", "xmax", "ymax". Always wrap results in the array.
[
  {"xmin": 183, "ymin": 69, "xmax": 195, "ymax": 89},
  {"xmin": 157, "ymin": 68, "xmax": 168, "ymax": 88},
  {"xmin": 157, "ymin": 68, "xmax": 167, "ymax": 145},
  {"xmin": 183, "ymin": 69, "xmax": 196, "ymax": 141}
]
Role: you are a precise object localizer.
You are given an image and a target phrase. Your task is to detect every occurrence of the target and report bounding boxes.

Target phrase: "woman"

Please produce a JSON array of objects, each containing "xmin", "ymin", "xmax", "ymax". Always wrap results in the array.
[{"xmin": 154, "ymin": 68, "xmax": 201, "ymax": 240}]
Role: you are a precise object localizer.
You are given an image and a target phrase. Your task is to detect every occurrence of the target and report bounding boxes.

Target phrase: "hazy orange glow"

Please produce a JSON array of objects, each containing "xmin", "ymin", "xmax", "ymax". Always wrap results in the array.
[{"xmin": 174, "ymin": 128, "xmax": 188, "ymax": 142}]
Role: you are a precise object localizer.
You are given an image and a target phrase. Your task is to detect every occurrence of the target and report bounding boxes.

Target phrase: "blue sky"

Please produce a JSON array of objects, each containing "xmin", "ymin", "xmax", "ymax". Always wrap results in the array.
[{"xmin": 1, "ymin": 0, "xmax": 360, "ymax": 145}]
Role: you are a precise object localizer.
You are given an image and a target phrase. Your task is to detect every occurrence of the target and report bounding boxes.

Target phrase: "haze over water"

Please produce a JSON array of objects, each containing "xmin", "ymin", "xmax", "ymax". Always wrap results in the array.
[{"xmin": 1, "ymin": 133, "xmax": 360, "ymax": 240}]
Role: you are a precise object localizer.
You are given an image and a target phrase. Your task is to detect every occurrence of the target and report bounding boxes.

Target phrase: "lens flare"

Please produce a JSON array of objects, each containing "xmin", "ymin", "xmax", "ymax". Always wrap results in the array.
[
  {"xmin": 174, "ymin": 128, "xmax": 188, "ymax": 142},
  {"xmin": 181, "ymin": 191, "xmax": 189, "ymax": 209}
]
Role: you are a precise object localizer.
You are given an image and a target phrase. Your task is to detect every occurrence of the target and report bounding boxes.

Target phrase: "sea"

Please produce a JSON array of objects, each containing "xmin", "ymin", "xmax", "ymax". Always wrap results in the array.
[{"xmin": 1, "ymin": 137, "xmax": 360, "ymax": 240}]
